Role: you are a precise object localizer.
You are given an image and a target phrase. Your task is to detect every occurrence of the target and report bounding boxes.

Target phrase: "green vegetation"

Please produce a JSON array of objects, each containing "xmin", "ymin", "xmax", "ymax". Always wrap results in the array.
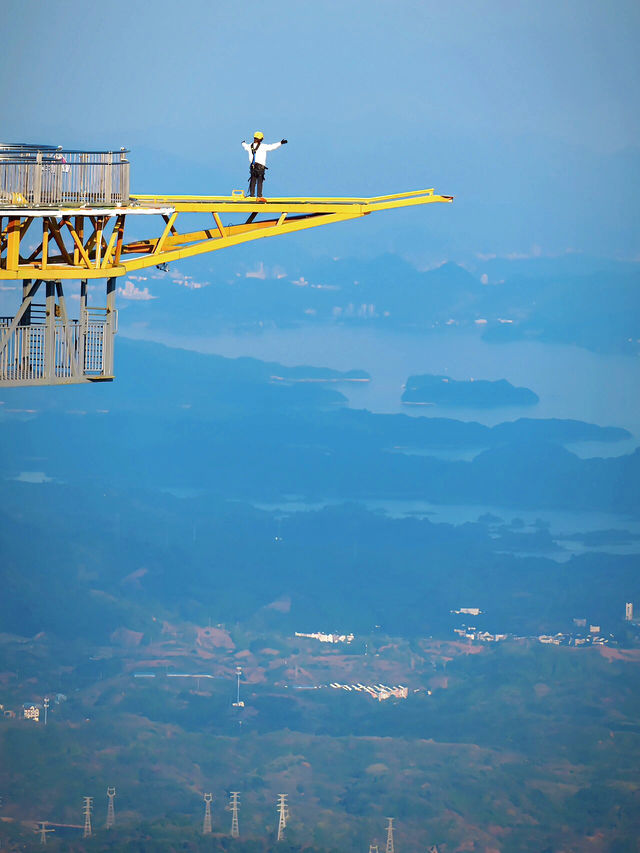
[
  {"xmin": 402, "ymin": 374, "xmax": 539, "ymax": 408},
  {"xmin": 1, "ymin": 630, "xmax": 640, "ymax": 852}
]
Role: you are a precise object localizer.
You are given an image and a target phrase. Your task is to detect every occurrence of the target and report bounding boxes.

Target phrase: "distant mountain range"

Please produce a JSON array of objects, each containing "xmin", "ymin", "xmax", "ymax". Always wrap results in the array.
[{"xmin": 100, "ymin": 250, "xmax": 640, "ymax": 357}]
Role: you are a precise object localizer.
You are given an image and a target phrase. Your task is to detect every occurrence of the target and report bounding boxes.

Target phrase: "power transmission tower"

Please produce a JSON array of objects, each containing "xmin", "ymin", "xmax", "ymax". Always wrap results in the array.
[
  {"xmin": 35, "ymin": 822, "xmax": 54, "ymax": 845},
  {"xmin": 106, "ymin": 786, "xmax": 116, "ymax": 829},
  {"xmin": 276, "ymin": 793, "xmax": 289, "ymax": 842},
  {"xmin": 229, "ymin": 791, "xmax": 240, "ymax": 838},
  {"xmin": 385, "ymin": 817, "xmax": 395, "ymax": 853},
  {"xmin": 43, "ymin": 697, "xmax": 49, "ymax": 725},
  {"xmin": 369, "ymin": 845, "xmax": 379, "ymax": 853},
  {"xmin": 203, "ymin": 793, "xmax": 213, "ymax": 835},
  {"xmin": 82, "ymin": 797, "xmax": 93, "ymax": 838}
]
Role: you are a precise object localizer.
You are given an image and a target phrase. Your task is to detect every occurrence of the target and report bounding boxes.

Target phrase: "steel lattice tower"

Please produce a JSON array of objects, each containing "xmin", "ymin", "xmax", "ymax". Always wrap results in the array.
[
  {"xmin": 276, "ymin": 793, "xmax": 288, "ymax": 842},
  {"xmin": 106, "ymin": 786, "xmax": 116, "ymax": 829},
  {"xmin": 35, "ymin": 822, "xmax": 54, "ymax": 845},
  {"xmin": 203, "ymin": 793, "xmax": 213, "ymax": 835},
  {"xmin": 82, "ymin": 797, "xmax": 93, "ymax": 838},
  {"xmin": 369, "ymin": 845, "xmax": 379, "ymax": 853},
  {"xmin": 229, "ymin": 791, "xmax": 240, "ymax": 838},
  {"xmin": 385, "ymin": 817, "xmax": 395, "ymax": 853}
]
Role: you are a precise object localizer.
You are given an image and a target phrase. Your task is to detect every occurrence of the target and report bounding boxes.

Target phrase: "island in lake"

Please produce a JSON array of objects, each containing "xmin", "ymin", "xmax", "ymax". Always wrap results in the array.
[{"xmin": 402, "ymin": 374, "xmax": 539, "ymax": 408}]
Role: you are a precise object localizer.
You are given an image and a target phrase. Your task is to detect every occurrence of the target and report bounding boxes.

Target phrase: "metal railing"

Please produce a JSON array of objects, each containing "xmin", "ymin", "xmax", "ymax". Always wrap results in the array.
[
  {"xmin": 0, "ymin": 147, "xmax": 130, "ymax": 208},
  {"xmin": 0, "ymin": 317, "xmax": 109, "ymax": 382}
]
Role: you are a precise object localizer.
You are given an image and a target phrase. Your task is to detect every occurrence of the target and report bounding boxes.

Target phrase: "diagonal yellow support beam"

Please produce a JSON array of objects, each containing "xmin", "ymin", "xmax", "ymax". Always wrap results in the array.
[
  {"xmin": 152, "ymin": 211, "xmax": 179, "ymax": 256},
  {"xmin": 121, "ymin": 211, "xmax": 362, "ymax": 273}
]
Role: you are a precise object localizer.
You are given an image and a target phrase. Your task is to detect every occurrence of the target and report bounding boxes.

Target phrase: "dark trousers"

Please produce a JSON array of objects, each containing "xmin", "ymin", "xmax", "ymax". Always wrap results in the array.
[{"xmin": 248, "ymin": 163, "xmax": 266, "ymax": 197}]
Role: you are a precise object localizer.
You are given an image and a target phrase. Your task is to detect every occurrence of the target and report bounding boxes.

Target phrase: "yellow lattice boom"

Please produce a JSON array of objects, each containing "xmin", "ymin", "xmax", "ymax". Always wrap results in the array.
[{"xmin": 0, "ymin": 189, "xmax": 452, "ymax": 281}]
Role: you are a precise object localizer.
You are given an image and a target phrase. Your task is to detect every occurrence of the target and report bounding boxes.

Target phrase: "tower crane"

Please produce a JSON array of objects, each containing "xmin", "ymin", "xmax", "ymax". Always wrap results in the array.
[{"xmin": 0, "ymin": 145, "xmax": 452, "ymax": 387}]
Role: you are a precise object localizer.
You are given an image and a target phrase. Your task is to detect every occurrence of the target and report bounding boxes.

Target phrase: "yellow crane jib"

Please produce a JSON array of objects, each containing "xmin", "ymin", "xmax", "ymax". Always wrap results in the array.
[{"xmin": 0, "ymin": 146, "xmax": 452, "ymax": 386}]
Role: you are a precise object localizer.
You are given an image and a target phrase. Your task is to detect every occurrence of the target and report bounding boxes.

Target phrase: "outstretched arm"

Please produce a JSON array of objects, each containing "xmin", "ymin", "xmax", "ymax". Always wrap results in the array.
[
  {"xmin": 262, "ymin": 141, "xmax": 284, "ymax": 152},
  {"xmin": 241, "ymin": 141, "xmax": 251, "ymax": 152}
]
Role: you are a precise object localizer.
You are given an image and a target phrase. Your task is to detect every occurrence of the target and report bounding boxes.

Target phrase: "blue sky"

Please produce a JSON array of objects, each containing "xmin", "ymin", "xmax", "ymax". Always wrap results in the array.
[{"xmin": 3, "ymin": 0, "xmax": 639, "ymax": 262}]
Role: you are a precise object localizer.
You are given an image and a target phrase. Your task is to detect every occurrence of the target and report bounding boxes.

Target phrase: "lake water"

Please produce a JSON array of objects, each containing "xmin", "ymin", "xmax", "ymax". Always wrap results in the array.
[
  {"xmin": 124, "ymin": 324, "xmax": 640, "ymax": 453},
  {"xmin": 122, "ymin": 322, "xmax": 640, "ymax": 554}
]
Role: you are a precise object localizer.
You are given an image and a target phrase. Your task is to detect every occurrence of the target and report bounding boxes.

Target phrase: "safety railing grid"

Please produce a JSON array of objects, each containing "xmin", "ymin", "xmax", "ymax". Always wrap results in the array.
[
  {"xmin": 0, "ymin": 150, "xmax": 130, "ymax": 208},
  {"xmin": 0, "ymin": 320, "xmax": 107, "ymax": 381},
  {"xmin": 0, "ymin": 324, "xmax": 45, "ymax": 382},
  {"xmin": 85, "ymin": 323, "xmax": 105, "ymax": 374}
]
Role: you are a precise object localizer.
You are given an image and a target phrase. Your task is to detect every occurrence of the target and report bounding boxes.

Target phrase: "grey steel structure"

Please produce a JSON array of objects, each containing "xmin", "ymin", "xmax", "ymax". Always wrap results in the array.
[
  {"xmin": 106, "ymin": 787, "xmax": 116, "ymax": 829},
  {"xmin": 82, "ymin": 797, "xmax": 93, "ymax": 839},
  {"xmin": 276, "ymin": 793, "xmax": 289, "ymax": 842},
  {"xmin": 229, "ymin": 791, "xmax": 240, "ymax": 838},
  {"xmin": 203, "ymin": 793, "xmax": 213, "ymax": 835},
  {"xmin": 385, "ymin": 817, "xmax": 395, "ymax": 853},
  {"xmin": 35, "ymin": 822, "xmax": 55, "ymax": 845},
  {"xmin": 0, "ymin": 145, "xmax": 130, "ymax": 208},
  {"xmin": 0, "ymin": 276, "xmax": 118, "ymax": 385},
  {"xmin": 0, "ymin": 144, "xmax": 130, "ymax": 386}
]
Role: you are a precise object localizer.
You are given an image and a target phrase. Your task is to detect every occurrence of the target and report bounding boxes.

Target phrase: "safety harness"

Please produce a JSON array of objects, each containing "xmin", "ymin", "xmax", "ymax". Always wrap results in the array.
[{"xmin": 249, "ymin": 141, "xmax": 267, "ymax": 183}]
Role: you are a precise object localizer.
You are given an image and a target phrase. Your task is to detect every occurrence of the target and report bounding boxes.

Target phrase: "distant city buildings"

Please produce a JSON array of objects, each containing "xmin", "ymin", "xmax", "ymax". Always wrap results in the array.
[
  {"xmin": 573, "ymin": 617, "xmax": 587, "ymax": 627},
  {"xmin": 626, "ymin": 602, "xmax": 634, "ymax": 621},
  {"xmin": 295, "ymin": 631, "xmax": 354, "ymax": 644},
  {"xmin": 452, "ymin": 608, "xmax": 482, "ymax": 616}
]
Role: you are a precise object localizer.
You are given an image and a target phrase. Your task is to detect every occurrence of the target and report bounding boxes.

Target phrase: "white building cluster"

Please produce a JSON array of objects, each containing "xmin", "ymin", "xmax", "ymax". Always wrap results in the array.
[
  {"xmin": 328, "ymin": 682, "xmax": 408, "ymax": 701},
  {"xmin": 295, "ymin": 631, "xmax": 354, "ymax": 644},
  {"xmin": 453, "ymin": 627, "xmax": 507, "ymax": 642},
  {"xmin": 539, "ymin": 632, "xmax": 609, "ymax": 646}
]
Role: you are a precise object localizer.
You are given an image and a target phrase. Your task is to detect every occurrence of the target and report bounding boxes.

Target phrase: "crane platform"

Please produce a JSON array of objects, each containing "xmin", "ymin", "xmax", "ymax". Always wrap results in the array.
[{"xmin": 0, "ymin": 146, "xmax": 452, "ymax": 386}]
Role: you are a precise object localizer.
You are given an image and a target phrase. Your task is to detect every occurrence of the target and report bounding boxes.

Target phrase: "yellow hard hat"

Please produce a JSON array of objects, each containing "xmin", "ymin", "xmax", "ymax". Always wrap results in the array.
[{"xmin": 253, "ymin": 131, "xmax": 264, "ymax": 140}]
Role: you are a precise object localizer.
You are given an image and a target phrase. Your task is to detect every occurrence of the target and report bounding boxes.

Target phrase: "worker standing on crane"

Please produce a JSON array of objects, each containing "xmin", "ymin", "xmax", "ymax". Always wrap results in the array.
[{"xmin": 242, "ymin": 132, "xmax": 288, "ymax": 200}]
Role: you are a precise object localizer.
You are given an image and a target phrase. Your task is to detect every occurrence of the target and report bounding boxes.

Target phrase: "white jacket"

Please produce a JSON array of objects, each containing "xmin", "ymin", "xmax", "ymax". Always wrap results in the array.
[{"xmin": 242, "ymin": 140, "xmax": 282, "ymax": 167}]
